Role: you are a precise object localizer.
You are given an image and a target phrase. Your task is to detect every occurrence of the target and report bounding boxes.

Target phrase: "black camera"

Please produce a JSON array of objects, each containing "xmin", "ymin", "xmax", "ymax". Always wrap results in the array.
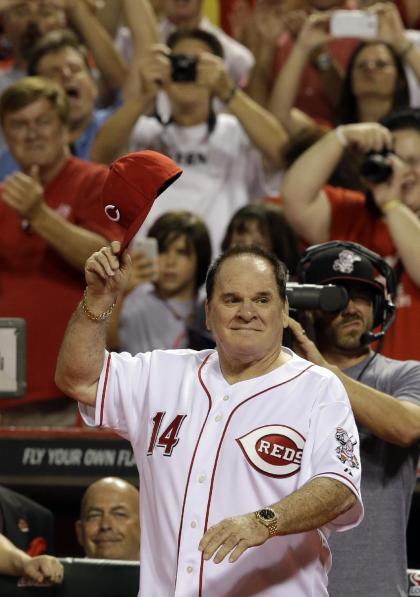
[
  {"xmin": 286, "ymin": 283, "xmax": 349, "ymax": 312},
  {"xmin": 170, "ymin": 53, "xmax": 197, "ymax": 82},
  {"xmin": 360, "ymin": 151, "xmax": 393, "ymax": 184}
]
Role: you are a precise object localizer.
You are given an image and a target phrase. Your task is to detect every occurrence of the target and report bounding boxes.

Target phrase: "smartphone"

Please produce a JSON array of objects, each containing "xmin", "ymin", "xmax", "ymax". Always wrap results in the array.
[
  {"xmin": 131, "ymin": 236, "xmax": 158, "ymax": 260},
  {"xmin": 330, "ymin": 10, "xmax": 378, "ymax": 39}
]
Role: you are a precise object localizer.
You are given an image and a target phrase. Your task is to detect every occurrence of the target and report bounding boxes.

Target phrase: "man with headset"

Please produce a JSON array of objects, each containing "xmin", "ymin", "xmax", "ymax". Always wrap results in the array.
[{"xmin": 288, "ymin": 240, "xmax": 420, "ymax": 597}]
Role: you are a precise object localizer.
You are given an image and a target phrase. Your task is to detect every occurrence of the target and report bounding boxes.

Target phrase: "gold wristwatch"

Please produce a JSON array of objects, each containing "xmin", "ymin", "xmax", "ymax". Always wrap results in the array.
[{"xmin": 255, "ymin": 507, "xmax": 279, "ymax": 537}]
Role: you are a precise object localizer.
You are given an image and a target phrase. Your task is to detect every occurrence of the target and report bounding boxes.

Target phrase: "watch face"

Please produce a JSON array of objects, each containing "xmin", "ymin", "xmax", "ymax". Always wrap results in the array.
[{"xmin": 259, "ymin": 508, "xmax": 275, "ymax": 521}]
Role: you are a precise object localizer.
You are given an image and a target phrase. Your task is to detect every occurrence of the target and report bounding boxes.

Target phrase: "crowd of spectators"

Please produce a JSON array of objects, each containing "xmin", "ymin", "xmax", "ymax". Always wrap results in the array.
[{"xmin": 0, "ymin": 0, "xmax": 419, "ymax": 592}]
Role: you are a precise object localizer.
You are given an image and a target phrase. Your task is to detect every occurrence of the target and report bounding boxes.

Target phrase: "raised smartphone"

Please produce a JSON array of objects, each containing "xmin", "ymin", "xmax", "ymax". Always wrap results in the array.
[
  {"xmin": 131, "ymin": 236, "xmax": 158, "ymax": 260},
  {"xmin": 330, "ymin": 10, "xmax": 378, "ymax": 39}
]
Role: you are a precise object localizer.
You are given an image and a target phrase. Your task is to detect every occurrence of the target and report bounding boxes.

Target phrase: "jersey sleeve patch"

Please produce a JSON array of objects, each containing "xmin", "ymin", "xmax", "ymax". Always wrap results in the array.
[{"xmin": 335, "ymin": 426, "xmax": 360, "ymax": 472}]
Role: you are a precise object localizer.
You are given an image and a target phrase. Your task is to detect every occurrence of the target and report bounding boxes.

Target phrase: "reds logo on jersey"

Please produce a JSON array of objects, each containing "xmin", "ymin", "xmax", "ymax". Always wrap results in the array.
[{"xmin": 236, "ymin": 425, "xmax": 305, "ymax": 478}]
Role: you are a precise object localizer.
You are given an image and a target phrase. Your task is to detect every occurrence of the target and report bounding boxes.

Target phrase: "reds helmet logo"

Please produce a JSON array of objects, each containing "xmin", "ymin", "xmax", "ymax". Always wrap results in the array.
[
  {"xmin": 236, "ymin": 425, "xmax": 305, "ymax": 478},
  {"xmin": 104, "ymin": 204, "xmax": 121, "ymax": 222},
  {"xmin": 333, "ymin": 249, "xmax": 361, "ymax": 274}
]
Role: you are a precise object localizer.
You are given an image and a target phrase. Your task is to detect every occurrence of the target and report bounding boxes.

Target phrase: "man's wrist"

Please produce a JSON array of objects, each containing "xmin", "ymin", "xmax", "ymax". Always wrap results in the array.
[
  {"xmin": 21, "ymin": 201, "xmax": 46, "ymax": 232},
  {"xmin": 295, "ymin": 37, "xmax": 314, "ymax": 58},
  {"xmin": 13, "ymin": 550, "xmax": 30, "ymax": 576},
  {"xmin": 81, "ymin": 288, "xmax": 118, "ymax": 322},
  {"xmin": 219, "ymin": 85, "xmax": 237, "ymax": 105},
  {"xmin": 254, "ymin": 507, "xmax": 279, "ymax": 537},
  {"xmin": 25, "ymin": 200, "xmax": 45, "ymax": 222}
]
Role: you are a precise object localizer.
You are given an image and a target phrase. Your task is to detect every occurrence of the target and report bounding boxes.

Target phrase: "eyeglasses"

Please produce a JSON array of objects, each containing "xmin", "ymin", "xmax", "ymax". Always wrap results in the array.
[{"xmin": 6, "ymin": 113, "xmax": 58, "ymax": 135}]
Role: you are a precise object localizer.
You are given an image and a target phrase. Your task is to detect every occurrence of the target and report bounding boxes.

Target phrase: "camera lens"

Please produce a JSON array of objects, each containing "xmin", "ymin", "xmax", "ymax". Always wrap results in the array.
[{"xmin": 360, "ymin": 153, "xmax": 393, "ymax": 184}]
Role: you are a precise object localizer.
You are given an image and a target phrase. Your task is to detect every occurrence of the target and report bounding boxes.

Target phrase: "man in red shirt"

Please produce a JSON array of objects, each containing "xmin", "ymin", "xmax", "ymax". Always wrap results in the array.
[
  {"xmin": 282, "ymin": 111, "xmax": 420, "ymax": 362},
  {"xmin": 0, "ymin": 76, "xmax": 120, "ymax": 425}
]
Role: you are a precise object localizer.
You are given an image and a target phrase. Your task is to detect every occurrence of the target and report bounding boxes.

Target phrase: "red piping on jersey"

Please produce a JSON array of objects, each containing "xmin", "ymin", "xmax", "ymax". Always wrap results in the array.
[
  {"xmin": 312, "ymin": 471, "xmax": 360, "ymax": 496},
  {"xmin": 198, "ymin": 364, "xmax": 314, "ymax": 597},
  {"xmin": 99, "ymin": 353, "xmax": 112, "ymax": 427},
  {"xmin": 175, "ymin": 353, "xmax": 213, "ymax": 585}
]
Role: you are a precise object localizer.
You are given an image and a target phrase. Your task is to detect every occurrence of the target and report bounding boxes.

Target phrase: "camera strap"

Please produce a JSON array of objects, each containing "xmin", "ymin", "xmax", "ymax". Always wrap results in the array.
[{"xmin": 393, "ymin": 259, "xmax": 404, "ymax": 285}]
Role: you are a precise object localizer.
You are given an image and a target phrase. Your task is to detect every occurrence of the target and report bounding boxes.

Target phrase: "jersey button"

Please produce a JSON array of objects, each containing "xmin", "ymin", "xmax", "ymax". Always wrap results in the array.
[
  {"xmin": 198, "ymin": 474, "xmax": 206, "ymax": 483},
  {"xmin": 191, "ymin": 520, "xmax": 197, "ymax": 528},
  {"xmin": 223, "ymin": 395, "xmax": 229, "ymax": 401},
  {"xmin": 186, "ymin": 566, "xmax": 193, "ymax": 574},
  {"xmin": 214, "ymin": 414, "xmax": 222, "ymax": 422}
]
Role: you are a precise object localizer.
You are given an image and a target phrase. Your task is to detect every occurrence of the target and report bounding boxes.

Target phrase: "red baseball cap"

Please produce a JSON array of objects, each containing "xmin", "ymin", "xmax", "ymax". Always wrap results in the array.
[{"xmin": 102, "ymin": 150, "xmax": 182, "ymax": 252}]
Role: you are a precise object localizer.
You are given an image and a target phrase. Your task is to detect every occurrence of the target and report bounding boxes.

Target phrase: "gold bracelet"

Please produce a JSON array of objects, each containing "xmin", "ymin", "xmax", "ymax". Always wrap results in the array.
[
  {"xmin": 81, "ymin": 288, "xmax": 117, "ymax": 322},
  {"xmin": 382, "ymin": 199, "xmax": 402, "ymax": 214}
]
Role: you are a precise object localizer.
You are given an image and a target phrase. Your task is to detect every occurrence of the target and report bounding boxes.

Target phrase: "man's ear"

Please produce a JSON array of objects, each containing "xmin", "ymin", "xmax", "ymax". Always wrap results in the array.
[
  {"xmin": 282, "ymin": 296, "xmax": 289, "ymax": 329},
  {"xmin": 75, "ymin": 520, "xmax": 84, "ymax": 548},
  {"xmin": 204, "ymin": 300, "xmax": 211, "ymax": 331}
]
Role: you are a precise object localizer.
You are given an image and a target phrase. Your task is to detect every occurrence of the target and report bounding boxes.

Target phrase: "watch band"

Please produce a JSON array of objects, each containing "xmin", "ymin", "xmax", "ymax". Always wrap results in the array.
[{"xmin": 266, "ymin": 520, "xmax": 278, "ymax": 537}]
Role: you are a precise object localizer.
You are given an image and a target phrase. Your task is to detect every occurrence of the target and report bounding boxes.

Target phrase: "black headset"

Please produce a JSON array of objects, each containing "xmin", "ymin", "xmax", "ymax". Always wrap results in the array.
[{"xmin": 297, "ymin": 241, "xmax": 397, "ymax": 344}]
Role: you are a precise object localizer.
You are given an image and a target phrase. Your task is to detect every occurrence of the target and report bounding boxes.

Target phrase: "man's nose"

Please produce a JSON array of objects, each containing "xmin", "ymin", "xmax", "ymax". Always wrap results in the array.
[
  {"xmin": 342, "ymin": 296, "xmax": 358, "ymax": 315},
  {"xmin": 59, "ymin": 65, "xmax": 73, "ymax": 81},
  {"xmin": 237, "ymin": 300, "xmax": 256, "ymax": 320},
  {"xmin": 99, "ymin": 513, "xmax": 113, "ymax": 530},
  {"xmin": 25, "ymin": 123, "xmax": 39, "ymax": 138}
]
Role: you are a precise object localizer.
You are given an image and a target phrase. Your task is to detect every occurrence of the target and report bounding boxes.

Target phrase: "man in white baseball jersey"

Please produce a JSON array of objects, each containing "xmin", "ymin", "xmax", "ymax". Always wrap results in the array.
[{"xmin": 55, "ymin": 243, "xmax": 363, "ymax": 596}]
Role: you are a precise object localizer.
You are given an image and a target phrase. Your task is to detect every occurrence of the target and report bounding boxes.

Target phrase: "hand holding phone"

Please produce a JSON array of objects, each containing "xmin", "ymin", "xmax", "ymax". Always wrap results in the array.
[
  {"xmin": 130, "ymin": 237, "xmax": 159, "ymax": 286},
  {"xmin": 132, "ymin": 237, "xmax": 158, "ymax": 260},
  {"xmin": 330, "ymin": 10, "xmax": 378, "ymax": 39}
]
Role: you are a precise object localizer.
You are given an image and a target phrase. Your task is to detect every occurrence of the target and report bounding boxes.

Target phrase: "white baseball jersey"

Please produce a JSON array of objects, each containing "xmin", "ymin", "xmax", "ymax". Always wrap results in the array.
[
  {"xmin": 128, "ymin": 113, "xmax": 282, "ymax": 253},
  {"xmin": 80, "ymin": 348, "xmax": 363, "ymax": 597}
]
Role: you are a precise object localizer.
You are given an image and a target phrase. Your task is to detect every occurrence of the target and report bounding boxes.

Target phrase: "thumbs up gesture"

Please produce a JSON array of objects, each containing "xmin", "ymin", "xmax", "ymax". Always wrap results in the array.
[{"xmin": 2, "ymin": 164, "xmax": 45, "ymax": 220}]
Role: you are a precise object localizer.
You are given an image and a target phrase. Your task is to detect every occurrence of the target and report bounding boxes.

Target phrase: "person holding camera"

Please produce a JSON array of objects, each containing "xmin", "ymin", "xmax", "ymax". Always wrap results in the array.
[
  {"xmin": 91, "ymin": 28, "xmax": 287, "ymax": 253},
  {"xmin": 288, "ymin": 240, "xmax": 420, "ymax": 597},
  {"xmin": 282, "ymin": 113, "xmax": 420, "ymax": 362}
]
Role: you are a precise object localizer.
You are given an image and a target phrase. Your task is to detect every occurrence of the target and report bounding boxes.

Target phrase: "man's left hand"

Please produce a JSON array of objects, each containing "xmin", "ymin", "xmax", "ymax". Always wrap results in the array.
[
  {"xmin": 22, "ymin": 555, "xmax": 64, "ymax": 585},
  {"xmin": 2, "ymin": 166, "xmax": 44, "ymax": 219},
  {"xmin": 199, "ymin": 512, "xmax": 269, "ymax": 564},
  {"xmin": 287, "ymin": 317, "xmax": 328, "ymax": 367}
]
